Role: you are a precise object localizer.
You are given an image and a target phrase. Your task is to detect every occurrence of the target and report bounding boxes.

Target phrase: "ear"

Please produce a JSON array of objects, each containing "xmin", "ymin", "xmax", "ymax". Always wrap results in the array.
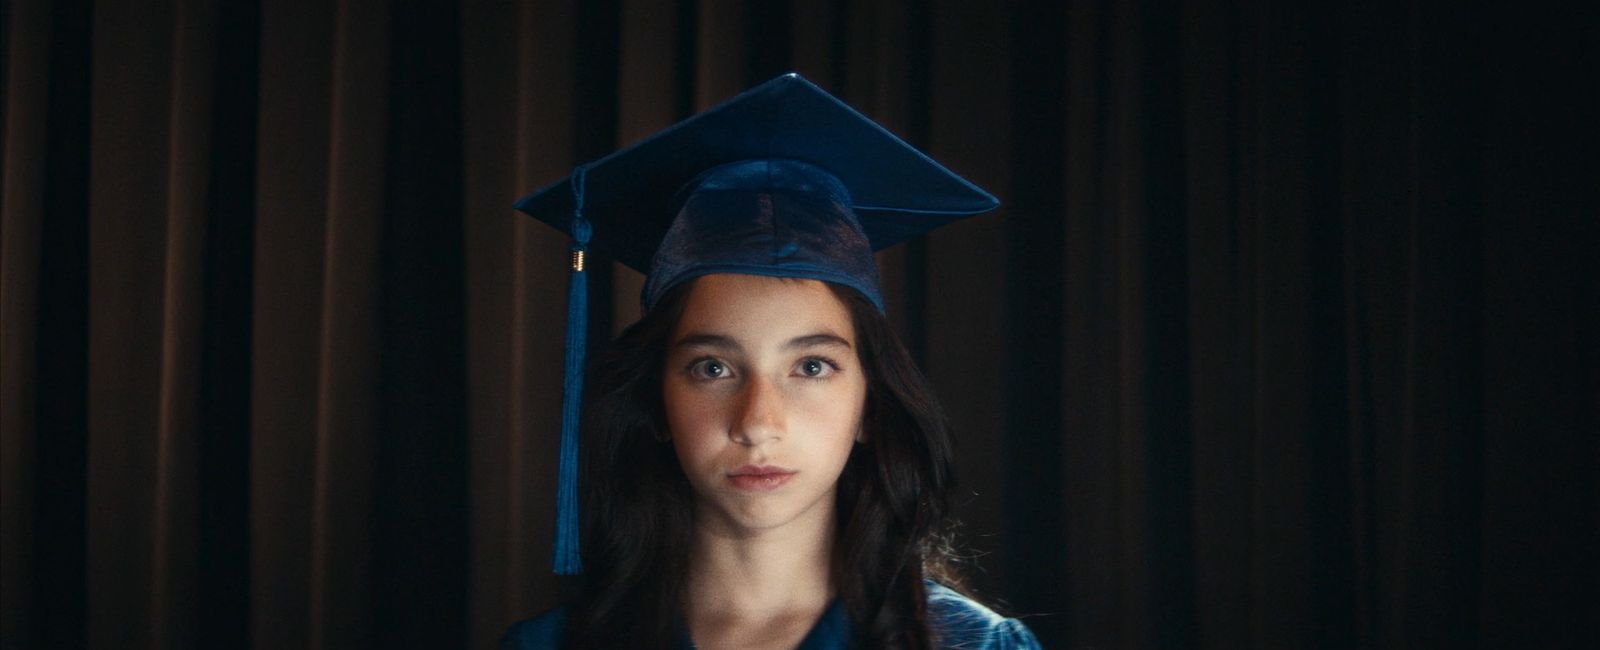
[{"xmin": 854, "ymin": 424, "xmax": 867, "ymax": 444}]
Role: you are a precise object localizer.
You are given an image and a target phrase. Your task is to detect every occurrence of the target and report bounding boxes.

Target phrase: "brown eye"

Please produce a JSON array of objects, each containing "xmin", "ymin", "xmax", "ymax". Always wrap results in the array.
[{"xmin": 690, "ymin": 358, "xmax": 729, "ymax": 379}]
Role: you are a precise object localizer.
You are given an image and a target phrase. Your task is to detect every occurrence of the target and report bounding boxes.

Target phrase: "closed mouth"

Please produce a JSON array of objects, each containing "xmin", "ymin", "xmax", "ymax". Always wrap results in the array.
[
  {"xmin": 727, "ymin": 465, "xmax": 797, "ymax": 491},
  {"xmin": 729, "ymin": 464, "xmax": 796, "ymax": 477}
]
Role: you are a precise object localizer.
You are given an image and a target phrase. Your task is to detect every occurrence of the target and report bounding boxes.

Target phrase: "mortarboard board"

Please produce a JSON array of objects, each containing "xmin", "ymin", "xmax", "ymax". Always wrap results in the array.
[{"xmin": 514, "ymin": 72, "xmax": 998, "ymax": 574}]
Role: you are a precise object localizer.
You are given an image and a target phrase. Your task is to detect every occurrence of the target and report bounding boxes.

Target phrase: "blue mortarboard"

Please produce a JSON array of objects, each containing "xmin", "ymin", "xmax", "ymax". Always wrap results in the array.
[{"xmin": 513, "ymin": 72, "xmax": 998, "ymax": 574}]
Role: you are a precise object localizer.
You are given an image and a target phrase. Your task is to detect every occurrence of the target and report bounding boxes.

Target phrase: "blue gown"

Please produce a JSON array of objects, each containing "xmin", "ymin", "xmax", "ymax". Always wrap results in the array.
[{"xmin": 500, "ymin": 581, "xmax": 1041, "ymax": 649}]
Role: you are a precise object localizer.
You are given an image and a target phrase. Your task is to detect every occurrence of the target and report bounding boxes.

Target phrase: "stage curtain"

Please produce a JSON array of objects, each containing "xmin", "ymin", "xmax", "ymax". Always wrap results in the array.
[{"xmin": 3, "ymin": 0, "xmax": 1594, "ymax": 647}]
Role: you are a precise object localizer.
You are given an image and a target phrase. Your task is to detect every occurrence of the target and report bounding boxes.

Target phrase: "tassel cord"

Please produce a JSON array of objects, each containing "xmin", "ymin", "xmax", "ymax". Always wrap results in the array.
[{"xmin": 554, "ymin": 166, "xmax": 592, "ymax": 574}]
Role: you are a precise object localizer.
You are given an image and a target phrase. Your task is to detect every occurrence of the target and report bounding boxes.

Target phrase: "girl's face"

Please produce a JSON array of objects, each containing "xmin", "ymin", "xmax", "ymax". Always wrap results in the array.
[{"xmin": 663, "ymin": 274, "xmax": 868, "ymax": 538}]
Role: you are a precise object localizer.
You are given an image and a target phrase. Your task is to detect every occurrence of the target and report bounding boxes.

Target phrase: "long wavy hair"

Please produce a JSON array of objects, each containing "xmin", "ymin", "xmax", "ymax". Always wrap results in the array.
[{"xmin": 562, "ymin": 279, "xmax": 964, "ymax": 649}]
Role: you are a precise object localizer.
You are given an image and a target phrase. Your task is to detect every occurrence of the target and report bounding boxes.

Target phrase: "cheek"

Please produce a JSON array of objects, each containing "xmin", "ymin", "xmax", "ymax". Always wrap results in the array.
[{"xmin": 793, "ymin": 382, "xmax": 867, "ymax": 453}]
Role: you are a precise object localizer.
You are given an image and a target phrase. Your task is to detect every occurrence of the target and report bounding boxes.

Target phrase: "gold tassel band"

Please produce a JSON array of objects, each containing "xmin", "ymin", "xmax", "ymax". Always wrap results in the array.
[{"xmin": 571, "ymin": 250, "xmax": 586, "ymax": 272}]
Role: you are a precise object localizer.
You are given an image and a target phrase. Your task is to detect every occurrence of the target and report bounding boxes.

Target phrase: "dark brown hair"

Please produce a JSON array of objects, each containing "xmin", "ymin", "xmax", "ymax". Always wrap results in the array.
[{"xmin": 562, "ymin": 279, "xmax": 963, "ymax": 649}]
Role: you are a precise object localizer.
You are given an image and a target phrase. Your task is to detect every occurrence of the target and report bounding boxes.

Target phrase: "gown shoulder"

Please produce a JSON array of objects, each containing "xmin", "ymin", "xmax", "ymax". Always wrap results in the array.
[
  {"xmin": 499, "ymin": 582, "xmax": 1042, "ymax": 649},
  {"xmin": 926, "ymin": 582, "xmax": 1043, "ymax": 650},
  {"xmin": 498, "ymin": 606, "xmax": 568, "ymax": 650}
]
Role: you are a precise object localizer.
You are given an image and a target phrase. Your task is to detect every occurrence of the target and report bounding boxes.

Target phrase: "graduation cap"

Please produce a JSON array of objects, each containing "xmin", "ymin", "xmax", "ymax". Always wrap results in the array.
[{"xmin": 514, "ymin": 72, "xmax": 998, "ymax": 574}]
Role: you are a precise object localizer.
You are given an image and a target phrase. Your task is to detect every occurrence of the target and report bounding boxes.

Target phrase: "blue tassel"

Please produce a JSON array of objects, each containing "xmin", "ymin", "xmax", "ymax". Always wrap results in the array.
[{"xmin": 553, "ymin": 166, "xmax": 592, "ymax": 575}]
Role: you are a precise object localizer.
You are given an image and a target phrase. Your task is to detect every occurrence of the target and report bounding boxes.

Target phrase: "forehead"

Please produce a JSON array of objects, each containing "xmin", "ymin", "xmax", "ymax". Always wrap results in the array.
[{"xmin": 673, "ymin": 274, "xmax": 855, "ymax": 341}]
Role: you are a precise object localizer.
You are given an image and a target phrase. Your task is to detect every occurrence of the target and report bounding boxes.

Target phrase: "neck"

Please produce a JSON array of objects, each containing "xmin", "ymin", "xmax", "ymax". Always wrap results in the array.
[{"xmin": 684, "ymin": 507, "xmax": 836, "ymax": 621}]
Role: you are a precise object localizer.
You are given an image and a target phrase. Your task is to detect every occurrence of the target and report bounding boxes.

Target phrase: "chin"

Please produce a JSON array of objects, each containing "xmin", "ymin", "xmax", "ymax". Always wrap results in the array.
[
  {"xmin": 706, "ymin": 493, "xmax": 831, "ymax": 535},
  {"xmin": 724, "ymin": 502, "xmax": 802, "ymax": 530}
]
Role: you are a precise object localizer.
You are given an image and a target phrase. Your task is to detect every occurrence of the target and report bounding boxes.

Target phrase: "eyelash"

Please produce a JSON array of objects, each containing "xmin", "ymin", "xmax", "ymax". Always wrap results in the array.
[
  {"xmin": 795, "ymin": 356, "xmax": 841, "ymax": 379},
  {"xmin": 683, "ymin": 356, "xmax": 842, "ymax": 381},
  {"xmin": 686, "ymin": 357, "xmax": 732, "ymax": 380}
]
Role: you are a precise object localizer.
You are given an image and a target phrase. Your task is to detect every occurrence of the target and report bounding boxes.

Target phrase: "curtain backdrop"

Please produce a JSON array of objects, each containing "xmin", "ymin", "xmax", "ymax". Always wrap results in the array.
[{"xmin": 3, "ymin": 0, "xmax": 1595, "ymax": 648}]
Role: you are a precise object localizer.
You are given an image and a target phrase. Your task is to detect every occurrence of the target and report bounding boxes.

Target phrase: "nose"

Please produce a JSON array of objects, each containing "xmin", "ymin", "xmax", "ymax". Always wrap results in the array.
[{"xmin": 731, "ymin": 376, "xmax": 784, "ymax": 446}]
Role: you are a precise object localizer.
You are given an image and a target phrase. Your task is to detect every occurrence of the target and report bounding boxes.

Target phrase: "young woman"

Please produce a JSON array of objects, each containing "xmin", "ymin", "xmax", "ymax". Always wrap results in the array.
[{"xmin": 501, "ymin": 75, "xmax": 1041, "ymax": 649}]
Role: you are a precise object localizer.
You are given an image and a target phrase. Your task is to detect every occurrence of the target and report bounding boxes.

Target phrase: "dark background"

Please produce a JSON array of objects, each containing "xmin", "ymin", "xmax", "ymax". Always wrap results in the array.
[{"xmin": 3, "ymin": 0, "xmax": 1596, "ymax": 648}]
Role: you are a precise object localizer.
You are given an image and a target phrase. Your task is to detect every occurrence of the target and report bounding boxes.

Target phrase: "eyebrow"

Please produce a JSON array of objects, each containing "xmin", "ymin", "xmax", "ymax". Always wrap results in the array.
[
  {"xmin": 672, "ymin": 332, "xmax": 853, "ymax": 352},
  {"xmin": 673, "ymin": 333, "xmax": 739, "ymax": 351},
  {"xmin": 783, "ymin": 333, "xmax": 853, "ymax": 351}
]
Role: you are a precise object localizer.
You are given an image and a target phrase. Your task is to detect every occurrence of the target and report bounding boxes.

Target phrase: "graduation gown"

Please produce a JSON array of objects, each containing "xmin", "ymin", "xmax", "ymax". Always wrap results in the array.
[{"xmin": 499, "ymin": 581, "xmax": 1041, "ymax": 649}]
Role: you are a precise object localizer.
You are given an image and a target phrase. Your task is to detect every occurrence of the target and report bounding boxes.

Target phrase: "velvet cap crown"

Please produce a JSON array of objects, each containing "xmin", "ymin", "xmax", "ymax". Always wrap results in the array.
[{"xmin": 513, "ymin": 72, "xmax": 999, "ymax": 310}]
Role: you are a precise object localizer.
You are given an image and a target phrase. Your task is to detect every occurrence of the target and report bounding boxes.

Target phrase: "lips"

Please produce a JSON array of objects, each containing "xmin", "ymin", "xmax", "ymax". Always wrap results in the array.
[{"xmin": 727, "ymin": 465, "xmax": 797, "ymax": 492}]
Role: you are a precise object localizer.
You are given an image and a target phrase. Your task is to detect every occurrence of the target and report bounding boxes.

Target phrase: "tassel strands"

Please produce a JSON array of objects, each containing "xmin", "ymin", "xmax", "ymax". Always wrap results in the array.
[{"xmin": 553, "ymin": 165, "xmax": 592, "ymax": 575}]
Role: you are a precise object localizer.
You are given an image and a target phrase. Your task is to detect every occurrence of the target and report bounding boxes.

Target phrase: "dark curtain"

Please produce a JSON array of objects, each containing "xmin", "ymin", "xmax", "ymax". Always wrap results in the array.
[{"xmin": 3, "ymin": 0, "xmax": 1595, "ymax": 648}]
